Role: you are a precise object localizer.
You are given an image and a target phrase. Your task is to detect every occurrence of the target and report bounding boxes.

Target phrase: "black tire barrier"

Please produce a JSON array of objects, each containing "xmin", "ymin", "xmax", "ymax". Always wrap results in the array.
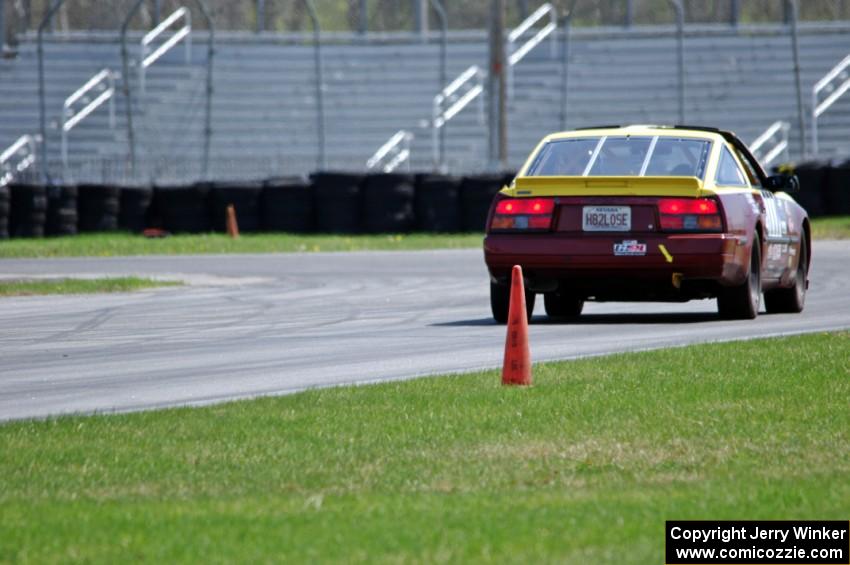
[
  {"xmin": 78, "ymin": 184, "xmax": 119, "ymax": 232},
  {"xmin": 415, "ymin": 173, "xmax": 461, "ymax": 232},
  {"xmin": 0, "ymin": 186, "xmax": 9, "ymax": 239},
  {"xmin": 45, "ymin": 184, "xmax": 78, "ymax": 236},
  {"xmin": 791, "ymin": 160, "xmax": 828, "ymax": 217},
  {"xmin": 28, "ymin": 168, "xmax": 850, "ymax": 235},
  {"xmin": 9, "ymin": 183, "xmax": 47, "ymax": 237},
  {"xmin": 312, "ymin": 172, "xmax": 364, "ymax": 234},
  {"xmin": 825, "ymin": 158, "xmax": 850, "ymax": 215},
  {"xmin": 119, "ymin": 185, "xmax": 154, "ymax": 233},
  {"xmin": 153, "ymin": 184, "xmax": 211, "ymax": 233},
  {"xmin": 362, "ymin": 173, "xmax": 415, "ymax": 233},
  {"xmin": 460, "ymin": 173, "xmax": 507, "ymax": 232},
  {"xmin": 205, "ymin": 181, "xmax": 264, "ymax": 233},
  {"xmin": 261, "ymin": 177, "xmax": 315, "ymax": 232}
]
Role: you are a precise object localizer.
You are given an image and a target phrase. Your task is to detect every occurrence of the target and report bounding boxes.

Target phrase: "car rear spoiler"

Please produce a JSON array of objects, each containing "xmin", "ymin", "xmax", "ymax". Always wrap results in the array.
[{"xmin": 509, "ymin": 176, "xmax": 709, "ymax": 198}]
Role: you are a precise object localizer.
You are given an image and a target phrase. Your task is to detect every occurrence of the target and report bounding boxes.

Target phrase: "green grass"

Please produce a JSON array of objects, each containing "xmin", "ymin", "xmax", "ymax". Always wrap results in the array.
[
  {"xmin": 0, "ymin": 276, "xmax": 180, "ymax": 297},
  {"xmin": 811, "ymin": 216, "xmax": 850, "ymax": 239},
  {"xmin": 0, "ymin": 218, "xmax": 846, "ymax": 259},
  {"xmin": 0, "ymin": 232, "xmax": 483, "ymax": 258},
  {"xmin": 1, "ymin": 332, "xmax": 848, "ymax": 563}
]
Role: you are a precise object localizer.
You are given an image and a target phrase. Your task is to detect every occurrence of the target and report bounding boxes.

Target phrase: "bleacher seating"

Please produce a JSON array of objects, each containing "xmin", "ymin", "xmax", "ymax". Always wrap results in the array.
[{"xmin": 1, "ymin": 22, "xmax": 848, "ymax": 183}]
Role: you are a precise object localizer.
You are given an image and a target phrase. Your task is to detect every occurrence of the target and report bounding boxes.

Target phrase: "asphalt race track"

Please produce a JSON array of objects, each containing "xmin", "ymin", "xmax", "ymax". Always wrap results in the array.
[{"xmin": 1, "ymin": 240, "xmax": 848, "ymax": 421}]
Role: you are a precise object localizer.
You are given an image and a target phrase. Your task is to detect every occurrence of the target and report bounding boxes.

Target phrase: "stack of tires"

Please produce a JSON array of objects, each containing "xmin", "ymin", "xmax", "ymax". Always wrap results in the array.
[
  {"xmin": 9, "ymin": 183, "xmax": 47, "ymax": 237},
  {"xmin": 119, "ymin": 185, "xmax": 154, "ymax": 232},
  {"xmin": 153, "ymin": 184, "xmax": 211, "ymax": 233},
  {"xmin": 312, "ymin": 172, "xmax": 364, "ymax": 233},
  {"xmin": 790, "ymin": 160, "xmax": 829, "ymax": 217},
  {"xmin": 78, "ymin": 184, "xmax": 119, "ymax": 232},
  {"xmin": 415, "ymin": 174, "xmax": 461, "ymax": 232},
  {"xmin": 45, "ymin": 184, "xmax": 78, "ymax": 236},
  {"xmin": 362, "ymin": 173, "xmax": 415, "ymax": 233},
  {"xmin": 825, "ymin": 158, "xmax": 850, "ymax": 216},
  {"xmin": 206, "ymin": 181, "xmax": 264, "ymax": 232},
  {"xmin": 0, "ymin": 185, "xmax": 9, "ymax": 239},
  {"xmin": 262, "ymin": 177, "xmax": 314, "ymax": 232},
  {"xmin": 0, "ymin": 171, "xmax": 525, "ymax": 237},
  {"xmin": 460, "ymin": 173, "xmax": 510, "ymax": 231}
]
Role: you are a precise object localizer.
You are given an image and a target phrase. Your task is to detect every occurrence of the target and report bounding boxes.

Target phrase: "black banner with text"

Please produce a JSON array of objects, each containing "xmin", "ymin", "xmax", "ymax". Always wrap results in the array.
[{"xmin": 666, "ymin": 521, "xmax": 849, "ymax": 564}]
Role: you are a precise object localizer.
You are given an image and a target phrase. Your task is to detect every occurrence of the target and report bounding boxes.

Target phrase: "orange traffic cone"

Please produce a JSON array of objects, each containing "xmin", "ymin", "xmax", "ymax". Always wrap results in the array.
[
  {"xmin": 502, "ymin": 265, "xmax": 532, "ymax": 386},
  {"xmin": 226, "ymin": 204, "xmax": 240, "ymax": 239}
]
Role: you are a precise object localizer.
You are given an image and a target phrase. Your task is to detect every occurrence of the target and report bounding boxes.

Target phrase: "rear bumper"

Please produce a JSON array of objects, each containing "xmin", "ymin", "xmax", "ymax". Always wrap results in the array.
[{"xmin": 484, "ymin": 232, "xmax": 748, "ymax": 299}]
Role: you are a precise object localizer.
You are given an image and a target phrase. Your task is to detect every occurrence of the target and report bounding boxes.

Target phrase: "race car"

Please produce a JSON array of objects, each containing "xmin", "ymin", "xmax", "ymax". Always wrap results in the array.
[{"xmin": 484, "ymin": 125, "xmax": 809, "ymax": 322}]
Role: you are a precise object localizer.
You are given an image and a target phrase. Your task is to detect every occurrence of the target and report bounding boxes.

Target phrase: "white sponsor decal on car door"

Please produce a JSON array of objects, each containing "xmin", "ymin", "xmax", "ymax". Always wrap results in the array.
[{"xmin": 760, "ymin": 190, "xmax": 787, "ymax": 240}]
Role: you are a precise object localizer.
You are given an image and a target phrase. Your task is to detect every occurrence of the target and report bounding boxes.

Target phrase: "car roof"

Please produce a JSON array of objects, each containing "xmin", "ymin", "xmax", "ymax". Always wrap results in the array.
[{"xmin": 543, "ymin": 124, "xmax": 729, "ymax": 142}]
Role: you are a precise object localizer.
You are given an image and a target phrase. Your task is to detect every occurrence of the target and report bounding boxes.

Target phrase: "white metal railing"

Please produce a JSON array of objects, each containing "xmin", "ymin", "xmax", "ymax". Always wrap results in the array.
[
  {"xmin": 139, "ymin": 6, "xmax": 192, "ymax": 95},
  {"xmin": 366, "ymin": 130, "xmax": 413, "ymax": 173},
  {"xmin": 0, "ymin": 134, "xmax": 38, "ymax": 186},
  {"xmin": 61, "ymin": 69, "xmax": 117, "ymax": 168},
  {"xmin": 507, "ymin": 2, "xmax": 557, "ymax": 98},
  {"xmin": 751, "ymin": 120, "xmax": 790, "ymax": 167},
  {"xmin": 432, "ymin": 65, "xmax": 485, "ymax": 166},
  {"xmin": 811, "ymin": 53, "xmax": 850, "ymax": 156}
]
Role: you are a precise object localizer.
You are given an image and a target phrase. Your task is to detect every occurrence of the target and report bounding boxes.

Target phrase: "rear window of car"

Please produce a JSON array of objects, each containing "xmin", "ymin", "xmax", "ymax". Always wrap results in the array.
[{"xmin": 526, "ymin": 135, "xmax": 712, "ymax": 179}]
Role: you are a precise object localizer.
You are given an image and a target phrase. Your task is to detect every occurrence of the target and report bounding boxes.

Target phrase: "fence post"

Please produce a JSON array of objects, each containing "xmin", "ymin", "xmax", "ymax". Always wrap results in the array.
[
  {"xmin": 414, "ymin": 0, "xmax": 428, "ymax": 38},
  {"xmin": 1, "ymin": 0, "xmax": 6, "ymax": 50},
  {"xmin": 303, "ymin": 0, "xmax": 326, "ymax": 170},
  {"xmin": 429, "ymin": 0, "xmax": 447, "ymax": 171},
  {"xmin": 488, "ymin": 0, "xmax": 507, "ymax": 170},
  {"xmin": 120, "ymin": 0, "xmax": 146, "ymax": 178},
  {"xmin": 787, "ymin": 0, "xmax": 806, "ymax": 157},
  {"xmin": 560, "ymin": 13, "xmax": 571, "ymax": 131},
  {"xmin": 625, "ymin": 0, "xmax": 634, "ymax": 27},
  {"xmin": 37, "ymin": 0, "xmax": 69, "ymax": 183},
  {"xmin": 670, "ymin": 0, "xmax": 685, "ymax": 124},
  {"xmin": 256, "ymin": 0, "xmax": 265, "ymax": 32},
  {"xmin": 359, "ymin": 0, "xmax": 368, "ymax": 34},
  {"xmin": 198, "ymin": 1, "xmax": 215, "ymax": 179},
  {"xmin": 730, "ymin": 0, "xmax": 740, "ymax": 26}
]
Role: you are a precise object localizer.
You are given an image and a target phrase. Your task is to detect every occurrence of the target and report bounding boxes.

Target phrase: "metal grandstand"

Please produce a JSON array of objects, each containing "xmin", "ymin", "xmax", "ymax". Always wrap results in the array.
[{"xmin": 1, "ymin": 1, "xmax": 849, "ymax": 185}]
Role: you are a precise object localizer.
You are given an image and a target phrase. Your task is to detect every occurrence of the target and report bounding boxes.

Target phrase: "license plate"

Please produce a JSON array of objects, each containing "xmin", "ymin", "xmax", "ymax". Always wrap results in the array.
[{"xmin": 582, "ymin": 206, "xmax": 631, "ymax": 231}]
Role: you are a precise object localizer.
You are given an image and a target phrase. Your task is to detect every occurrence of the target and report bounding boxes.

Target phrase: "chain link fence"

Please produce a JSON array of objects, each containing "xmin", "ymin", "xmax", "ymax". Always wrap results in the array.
[{"xmin": 4, "ymin": 0, "xmax": 850, "ymax": 37}]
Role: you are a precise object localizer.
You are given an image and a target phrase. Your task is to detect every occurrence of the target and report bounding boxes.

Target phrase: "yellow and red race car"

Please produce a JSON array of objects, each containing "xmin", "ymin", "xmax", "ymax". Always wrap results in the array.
[{"xmin": 484, "ymin": 125, "xmax": 809, "ymax": 322}]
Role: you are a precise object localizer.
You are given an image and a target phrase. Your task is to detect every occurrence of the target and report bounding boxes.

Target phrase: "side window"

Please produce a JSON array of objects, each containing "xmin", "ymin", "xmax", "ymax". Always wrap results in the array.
[
  {"xmin": 735, "ymin": 149, "xmax": 762, "ymax": 187},
  {"xmin": 715, "ymin": 146, "xmax": 748, "ymax": 187}
]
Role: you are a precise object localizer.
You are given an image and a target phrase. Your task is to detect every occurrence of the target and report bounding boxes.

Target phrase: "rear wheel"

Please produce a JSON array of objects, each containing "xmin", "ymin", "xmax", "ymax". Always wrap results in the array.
[
  {"xmin": 544, "ymin": 291, "xmax": 584, "ymax": 319},
  {"xmin": 765, "ymin": 240, "xmax": 808, "ymax": 314},
  {"xmin": 717, "ymin": 233, "xmax": 761, "ymax": 320},
  {"xmin": 490, "ymin": 281, "xmax": 535, "ymax": 324}
]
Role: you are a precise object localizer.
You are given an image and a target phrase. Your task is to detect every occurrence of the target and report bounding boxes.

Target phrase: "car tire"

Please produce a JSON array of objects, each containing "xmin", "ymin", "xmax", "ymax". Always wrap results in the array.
[
  {"xmin": 544, "ymin": 291, "xmax": 584, "ymax": 319},
  {"xmin": 764, "ymin": 239, "xmax": 807, "ymax": 314},
  {"xmin": 490, "ymin": 281, "xmax": 535, "ymax": 324},
  {"xmin": 718, "ymin": 233, "xmax": 761, "ymax": 320}
]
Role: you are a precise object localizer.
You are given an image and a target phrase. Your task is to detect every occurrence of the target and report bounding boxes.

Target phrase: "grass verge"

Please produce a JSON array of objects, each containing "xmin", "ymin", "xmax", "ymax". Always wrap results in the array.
[
  {"xmin": 0, "ymin": 218, "xmax": 846, "ymax": 259},
  {"xmin": 811, "ymin": 216, "xmax": 850, "ymax": 240},
  {"xmin": 0, "ymin": 232, "xmax": 483, "ymax": 258},
  {"xmin": 1, "ymin": 332, "xmax": 848, "ymax": 562},
  {"xmin": 0, "ymin": 277, "xmax": 180, "ymax": 296}
]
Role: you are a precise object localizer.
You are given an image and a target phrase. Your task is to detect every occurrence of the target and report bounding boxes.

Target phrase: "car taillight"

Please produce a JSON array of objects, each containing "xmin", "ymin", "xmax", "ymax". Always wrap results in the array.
[
  {"xmin": 491, "ymin": 198, "xmax": 555, "ymax": 231},
  {"xmin": 658, "ymin": 198, "xmax": 723, "ymax": 232}
]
